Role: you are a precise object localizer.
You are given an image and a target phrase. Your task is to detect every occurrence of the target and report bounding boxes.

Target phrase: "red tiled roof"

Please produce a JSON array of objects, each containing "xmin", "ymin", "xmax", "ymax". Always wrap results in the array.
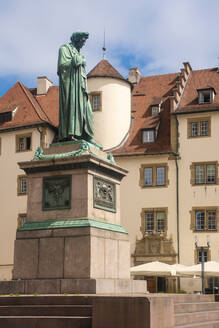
[
  {"xmin": 35, "ymin": 86, "xmax": 59, "ymax": 127},
  {"xmin": 113, "ymin": 72, "xmax": 179, "ymax": 156},
  {"xmin": 2, "ymin": 62, "xmax": 219, "ymax": 155},
  {"xmin": 87, "ymin": 59, "xmax": 125, "ymax": 80},
  {"xmin": 0, "ymin": 82, "xmax": 51, "ymax": 131},
  {"xmin": 176, "ymin": 68, "xmax": 219, "ymax": 113}
]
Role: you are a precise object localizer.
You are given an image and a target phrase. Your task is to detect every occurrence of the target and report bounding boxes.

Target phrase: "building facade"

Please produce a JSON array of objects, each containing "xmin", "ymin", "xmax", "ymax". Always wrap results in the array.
[{"xmin": 0, "ymin": 59, "xmax": 219, "ymax": 293}]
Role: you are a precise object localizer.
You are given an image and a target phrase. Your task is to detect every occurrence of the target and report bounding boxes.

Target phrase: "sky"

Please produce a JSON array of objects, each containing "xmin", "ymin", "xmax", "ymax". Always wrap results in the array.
[{"xmin": 1, "ymin": 0, "xmax": 219, "ymax": 96}]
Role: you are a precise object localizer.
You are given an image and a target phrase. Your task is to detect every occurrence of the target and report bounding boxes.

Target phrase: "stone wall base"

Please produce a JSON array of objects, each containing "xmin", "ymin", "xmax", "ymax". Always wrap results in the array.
[{"xmin": 0, "ymin": 278, "xmax": 147, "ymax": 295}]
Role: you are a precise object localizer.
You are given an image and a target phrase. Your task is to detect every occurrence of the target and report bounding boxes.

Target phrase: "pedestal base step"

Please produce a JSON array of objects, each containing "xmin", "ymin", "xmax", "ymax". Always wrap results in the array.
[
  {"xmin": 0, "ymin": 278, "xmax": 147, "ymax": 295},
  {"xmin": 0, "ymin": 316, "xmax": 91, "ymax": 328}
]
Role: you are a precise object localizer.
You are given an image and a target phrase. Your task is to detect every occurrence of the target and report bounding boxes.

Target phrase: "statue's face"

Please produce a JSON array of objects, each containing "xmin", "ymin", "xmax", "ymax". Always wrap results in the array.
[{"xmin": 74, "ymin": 36, "xmax": 87, "ymax": 50}]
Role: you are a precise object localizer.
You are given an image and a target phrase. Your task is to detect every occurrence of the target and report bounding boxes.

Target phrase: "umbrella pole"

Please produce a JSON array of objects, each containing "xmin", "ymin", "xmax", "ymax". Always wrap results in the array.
[{"xmin": 201, "ymin": 247, "xmax": 205, "ymax": 294}]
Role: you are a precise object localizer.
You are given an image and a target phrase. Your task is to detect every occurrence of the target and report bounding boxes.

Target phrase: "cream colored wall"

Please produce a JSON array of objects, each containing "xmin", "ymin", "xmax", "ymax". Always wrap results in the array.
[
  {"xmin": 0, "ymin": 126, "xmax": 55, "ymax": 280},
  {"xmin": 115, "ymin": 155, "xmax": 177, "ymax": 259},
  {"xmin": 87, "ymin": 77, "xmax": 131, "ymax": 150},
  {"xmin": 177, "ymin": 112, "xmax": 219, "ymax": 291}
]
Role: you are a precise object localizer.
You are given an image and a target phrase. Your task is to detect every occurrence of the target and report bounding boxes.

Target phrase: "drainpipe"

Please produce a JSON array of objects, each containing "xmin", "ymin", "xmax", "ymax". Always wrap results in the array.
[{"xmin": 175, "ymin": 114, "xmax": 180, "ymax": 290}]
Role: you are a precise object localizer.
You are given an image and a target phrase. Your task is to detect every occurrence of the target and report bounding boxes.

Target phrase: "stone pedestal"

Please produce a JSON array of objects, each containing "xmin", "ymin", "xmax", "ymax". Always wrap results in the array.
[{"xmin": 4, "ymin": 142, "xmax": 147, "ymax": 294}]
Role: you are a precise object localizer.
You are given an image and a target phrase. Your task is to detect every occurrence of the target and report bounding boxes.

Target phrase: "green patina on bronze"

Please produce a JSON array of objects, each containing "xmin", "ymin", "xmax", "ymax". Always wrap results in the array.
[
  {"xmin": 58, "ymin": 31, "xmax": 94, "ymax": 142},
  {"xmin": 33, "ymin": 139, "xmax": 115, "ymax": 164},
  {"xmin": 18, "ymin": 218, "xmax": 128, "ymax": 234},
  {"xmin": 93, "ymin": 176, "xmax": 116, "ymax": 213},
  {"xmin": 42, "ymin": 175, "xmax": 71, "ymax": 211}
]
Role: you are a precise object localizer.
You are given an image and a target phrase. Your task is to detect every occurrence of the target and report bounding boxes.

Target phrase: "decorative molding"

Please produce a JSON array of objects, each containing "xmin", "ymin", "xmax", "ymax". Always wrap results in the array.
[
  {"xmin": 93, "ymin": 176, "xmax": 116, "ymax": 213},
  {"xmin": 33, "ymin": 139, "xmax": 115, "ymax": 164},
  {"xmin": 42, "ymin": 175, "xmax": 71, "ymax": 211},
  {"xmin": 18, "ymin": 218, "xmax": 128, "ymax": 234}
]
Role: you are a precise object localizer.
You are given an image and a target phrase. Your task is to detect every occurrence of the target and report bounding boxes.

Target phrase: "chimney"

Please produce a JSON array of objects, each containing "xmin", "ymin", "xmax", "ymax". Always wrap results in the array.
[
  {"xmin": 37, "ymin": 76, "xmax": 53, "ymax": 95},
  {"xmin": 128, "ymin": 67, "xmax": 141, "ymax": 84}
]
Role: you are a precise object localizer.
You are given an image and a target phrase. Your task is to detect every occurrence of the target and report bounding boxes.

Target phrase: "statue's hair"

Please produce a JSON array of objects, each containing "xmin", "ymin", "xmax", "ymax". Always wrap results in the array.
[{"xmin": 70, "ymin": 31, "xmax": 89, "ymax": 43}]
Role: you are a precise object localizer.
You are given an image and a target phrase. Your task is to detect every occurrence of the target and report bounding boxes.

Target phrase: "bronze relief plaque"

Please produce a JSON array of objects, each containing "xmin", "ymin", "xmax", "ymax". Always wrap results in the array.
[
  {"xmin": 42, "ymin": 175, "xmax": 71, "ymax": 211},
  {"xmin": 93, "ymin": 176, "xmax": 116, "ymax": 212}
]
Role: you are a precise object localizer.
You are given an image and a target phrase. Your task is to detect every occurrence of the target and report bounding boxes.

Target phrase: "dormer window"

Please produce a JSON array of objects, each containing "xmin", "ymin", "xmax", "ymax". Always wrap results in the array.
[
  {"xmin": 198, "ymin": 88, "xmax": 215, "ymax": 104},
  {"xmin": 151, "ymin": 106, "xmax": 159, "ymax": 116},
  {"xmin": 0, "ymin": 112, "xmax": 12, "ymax": 123},
  {"xmin": 142, "ymin": 129, "xmax": 155, "ymax": 143}
]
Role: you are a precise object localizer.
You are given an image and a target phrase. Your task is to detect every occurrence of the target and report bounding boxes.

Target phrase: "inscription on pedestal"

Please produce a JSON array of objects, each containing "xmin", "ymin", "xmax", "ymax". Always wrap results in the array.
[
  {"xmin": 42, "ymin": 175, "xmax": 71, "ymax": 210},
  {"xmin": 93, "ymin": 176, "xmax": 116, "ymax": 212}
]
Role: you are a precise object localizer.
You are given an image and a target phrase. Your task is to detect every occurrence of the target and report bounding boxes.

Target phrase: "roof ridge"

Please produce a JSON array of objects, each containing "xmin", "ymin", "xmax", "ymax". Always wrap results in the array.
[
  {"xmin": 140, "ymin": 72, "xmax": 180, "ymax": 79},
  {"xmin": 18, "ymin": 82, "xmax": 51, "ymax": 124},
  {"xmin": 87, "ymin": 59, "xmax": 125, "ymax": 80}
]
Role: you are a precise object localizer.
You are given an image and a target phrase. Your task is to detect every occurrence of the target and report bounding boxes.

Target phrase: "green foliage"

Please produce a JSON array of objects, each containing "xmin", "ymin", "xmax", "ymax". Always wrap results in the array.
[
  {"xmin": 176, "ymin": 289, "xmax": 187, "ymax": 294},
  {"xmin": 9, "ymin": 293, "xmax": 20, "ymax": 296}
]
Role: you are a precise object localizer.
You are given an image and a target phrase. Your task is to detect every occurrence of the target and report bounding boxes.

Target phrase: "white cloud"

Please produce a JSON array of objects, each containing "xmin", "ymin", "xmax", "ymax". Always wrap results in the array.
[{"xmin": 0, "ymin": 0, "xmax": 219, "ymax": 89}]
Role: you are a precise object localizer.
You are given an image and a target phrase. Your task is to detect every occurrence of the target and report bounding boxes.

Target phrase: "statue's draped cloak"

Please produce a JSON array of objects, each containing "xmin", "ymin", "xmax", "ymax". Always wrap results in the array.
[{"xmin": 58, "ymin": 43, "xmax": 94, "ymax": 140}]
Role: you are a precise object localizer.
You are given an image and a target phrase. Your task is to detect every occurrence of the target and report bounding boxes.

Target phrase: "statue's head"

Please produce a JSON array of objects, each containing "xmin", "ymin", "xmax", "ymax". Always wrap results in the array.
[{"xmin": 70, "ymin": 31, "xmax": 89, "ymax": 50}]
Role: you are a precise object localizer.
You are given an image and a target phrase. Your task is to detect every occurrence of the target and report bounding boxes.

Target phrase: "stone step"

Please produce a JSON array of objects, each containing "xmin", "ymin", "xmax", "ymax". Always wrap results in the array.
[
  {"xmin": 172, "ymin": 294, "xmax": 214, "ymax": 304},
  {"xmin": 0, "ymin": 304, "xmax": 92, "ymax": 316},
  {"xmin": 0, "ymin": 295, "xmax": 93, "ymax": 306},
  {"xmin": 175, "ymin": 302, "xmax": 219, "ymax": 314},
  {"xmin": 175, "ymin": 310, "xmax": 219, "ymax": 326},
  {"xmin": 0, "ymin": 316, "xmax": 92, "ymax": 328},
  {"xmin": 175, "ymin": 320, "xmax": 219, "ymax": 327}
]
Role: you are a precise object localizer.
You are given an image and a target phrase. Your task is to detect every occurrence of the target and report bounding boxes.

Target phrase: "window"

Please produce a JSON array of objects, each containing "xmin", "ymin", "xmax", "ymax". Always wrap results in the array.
[
  {"xmin": 16, "ymin": 134, "xmax": 31, "ymax": 152},
  {"xmin": 200, "ymin": 121, "xmax": 208, "ymax": 136},
  {"xmin": 0, "ymin": 112, "xmax": 12, "ymax": 123},
  {"xmin": 151, "ymin": 106, "xmax": 159, "ymax": 116},
  {"xmin": 142, "ymin": 129, "xmax": 155, "ymax": 143},
  {"xmin": 198, "ymin": 88, "xmax": 215, "ymax": 104},
  {"xmin": 17, "ymin": 213, "xmax": 26, "ymax": 228},
  {"xmin": 17, "ymin": 175, "xmax": 27, "ymax": 196},
  {"xmin": 195, "ymin": 211, "xmax": 205, "ymax": 230},
  {"xmin": 188, "ymin": 117, "xmax": 211, "ymax": 138},
  {"xmin": 144, "ymin": 167, "xmax": 153, "ymax": 186},
  {"xmin": 190, "ymin": 162, "xmax": 218, "ymax": 185},
  {"xmin": 90, "ymin": 92, "xmax": 102, "ymax": 111},
  {"xmin": 190, "ymin": 207, "xmax": 218, "ymax": 232},
  {"xmin": 145, "ymin": 211, "xmax": 166, "ymax": 233},
  {"xmin": 140, "ymin": 163, "xmax": 168, "ymax": 188},
  {"xmin": 197, "ymin": 248, "xmax": 209, "ymax": 264},
  {"xmin": 141, "ymin": 208, "xmax": 167, "ymax": 235},
  {"xmin": 156, "ymin": 167, "xmax": 165, "ymax": 185}
]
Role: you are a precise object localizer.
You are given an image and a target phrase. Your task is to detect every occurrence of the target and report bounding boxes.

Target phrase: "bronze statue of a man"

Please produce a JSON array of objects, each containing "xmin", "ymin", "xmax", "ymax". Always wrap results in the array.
[{"xmin": 58, "ymin": 31, "xmax": 94, "ymax": 142}]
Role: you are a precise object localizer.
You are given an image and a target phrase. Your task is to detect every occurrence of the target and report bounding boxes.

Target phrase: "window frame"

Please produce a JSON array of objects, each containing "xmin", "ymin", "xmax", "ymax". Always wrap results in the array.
[
  {"xmin": 198, "ymin": 88, "xmax": 215, "ymax": 105},
  {"xmin": 17, "ymin": 213, "xmax": 27, "ymax": 229},
  {"xmin": 190, "ymin": 161, "xmax": 218, "ymax": 186},
  {"xmin": 151, "ymin": 106, "xmax": 159, "ymax": 116},
  {"xmin": 142, "ymin": 129, "xmax": 155, "ymax": 143},
  {"xmin": 141, "ymin": 207, "xmax": 168, "ymax": 236},
  {"xmin": 16, "ymin": 133, "xmax": 32, "ymax": 152},
  {"xmin": 140, "ymin": 163, "xmax": 169, "ymax": 188},
  {"xmin": 17, "ymin": 175, "xmax": 28, "ymax": 196},
  {"xmin": 89, "ymin": 91, "xmax": 102, "ymax": 112},
  {"xmin": 195, "ymin": 247, "xmax": 211, "ymax": 264},
  {"xmin": 187, "ymin": 117, "xmax": 211, "ymax": 138},
  {"xmin": 190, "ymin": 206, "xmax": 218, "ymax": 232}
]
